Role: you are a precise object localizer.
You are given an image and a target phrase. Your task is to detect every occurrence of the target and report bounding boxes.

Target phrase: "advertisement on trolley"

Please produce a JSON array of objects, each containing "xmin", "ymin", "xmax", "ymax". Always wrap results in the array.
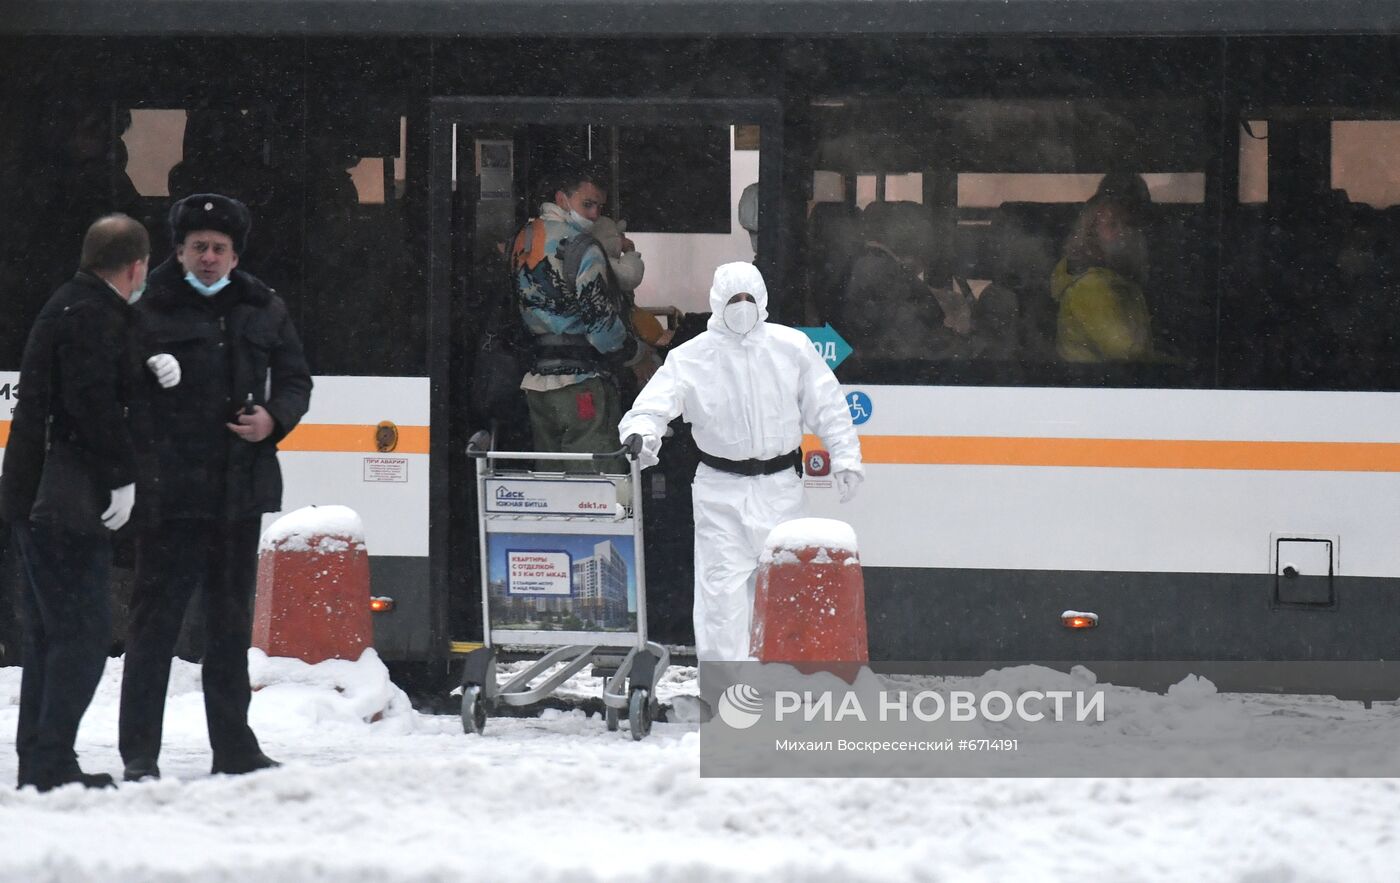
[{"xmin": 484, "ymin": 477, "xmax": 639, "ymax": 634}]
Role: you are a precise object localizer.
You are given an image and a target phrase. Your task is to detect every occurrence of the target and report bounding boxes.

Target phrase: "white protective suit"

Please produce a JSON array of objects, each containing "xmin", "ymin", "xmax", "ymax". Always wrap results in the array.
[{"xmin": 618, "ymin": 262, "xmax": 863, "ymax": 661}]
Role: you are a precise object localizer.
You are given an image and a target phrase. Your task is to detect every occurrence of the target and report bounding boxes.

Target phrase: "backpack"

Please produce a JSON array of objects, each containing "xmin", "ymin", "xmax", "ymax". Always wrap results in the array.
[
  {"xmin": 468, "ymin": 248, "xmax": 533, "ymax": 427},
  {"xmin": 469, "ymin": 226, "xmax": 620, "ymax": 425}
]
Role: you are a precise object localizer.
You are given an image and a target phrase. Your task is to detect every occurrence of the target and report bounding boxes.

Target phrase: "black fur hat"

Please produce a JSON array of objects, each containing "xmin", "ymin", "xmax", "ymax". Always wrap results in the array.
[{"xmin": 169, "ymin": 193, "xmax": 251, "ymax": 253}]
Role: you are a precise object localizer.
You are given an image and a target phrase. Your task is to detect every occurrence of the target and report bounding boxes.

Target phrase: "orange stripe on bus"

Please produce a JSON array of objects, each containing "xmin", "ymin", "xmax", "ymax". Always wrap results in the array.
[
  {"xmin": 278, "ymin": 424, "xmax": 430, "ymax": 453},
  {"xmin": 0, "ymin": 421, "xmax": 429, "ymax": 455},
  {"xmin": 803, "ymin": 434, "xmax": 1400, "ymax": 472},
  {"xmin": 5, "ymin": 421, "xmax": 1397, "ymax": 469}
]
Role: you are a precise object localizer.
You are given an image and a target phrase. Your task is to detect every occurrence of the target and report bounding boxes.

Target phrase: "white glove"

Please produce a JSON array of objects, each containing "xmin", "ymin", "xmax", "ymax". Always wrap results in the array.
[
  {"xmin": 146, "ymin": 353, "xmax": 181, "ymax": 388},
  {"xmin": 639, "ymin": 434, "xmax": 662, "ymax": 469},
  {"xmin": 101, "ymin": 483, "xmax": 136, "ymax": 531},
  {"xmin": 833, "ymin": 470, "xmax": 863, "ymax": 504}
]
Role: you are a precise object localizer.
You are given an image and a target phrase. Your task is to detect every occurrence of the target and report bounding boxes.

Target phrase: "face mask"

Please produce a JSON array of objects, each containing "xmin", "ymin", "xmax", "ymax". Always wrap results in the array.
[
  {"xmin": 611, "ymin": 252, "xmax": 645, "ymax": 291},
  {"xmin": 568, "ymin": 209, "xmax": 594, "ymax": 232},
  {"xmin": 723, "ymin": 301, "xmax": 759, "ymax": 335},
  {"xmin": 128, "ymin": 280, "xmax": 146, "ymax": 304},
  {"xmin": 185, "ymin": 271, "xmax": 231, "ymax": 297}
]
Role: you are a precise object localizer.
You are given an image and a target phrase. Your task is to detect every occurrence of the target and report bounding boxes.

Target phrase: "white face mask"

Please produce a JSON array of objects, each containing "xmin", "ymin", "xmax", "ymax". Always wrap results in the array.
[
  {"xmin": 611, "ymin": 251, "xmax": 645, "ymax": 291},
  {"xmin": 723, "ymin": 301, "xmax": 759, "ymax": 335},
  {"xmin": 568, "ymin": 209, "xmax": 594, "ymax": 232}
]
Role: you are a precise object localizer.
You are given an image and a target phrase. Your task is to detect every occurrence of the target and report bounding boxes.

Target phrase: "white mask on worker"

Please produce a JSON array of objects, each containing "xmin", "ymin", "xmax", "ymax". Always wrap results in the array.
[
  {"xmin": 611, "ymin": 251, "xmax": 645, "ymax": 291},
  {"xmin": 723, "ymin": 301, "xmax": 759, "ymax": 335}
]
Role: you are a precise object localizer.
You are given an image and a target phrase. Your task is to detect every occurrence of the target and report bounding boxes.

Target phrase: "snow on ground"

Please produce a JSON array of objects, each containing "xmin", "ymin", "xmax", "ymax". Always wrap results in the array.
[{"xmin": 0, "ymin": 653, "xmax": 1398, "ymax": 883}]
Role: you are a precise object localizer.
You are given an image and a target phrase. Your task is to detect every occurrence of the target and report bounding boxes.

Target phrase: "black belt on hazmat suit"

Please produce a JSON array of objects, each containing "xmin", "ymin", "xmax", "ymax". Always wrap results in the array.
[{"xmin": 697, "ymin": 448, "xmax": 804, "ymax": 477}]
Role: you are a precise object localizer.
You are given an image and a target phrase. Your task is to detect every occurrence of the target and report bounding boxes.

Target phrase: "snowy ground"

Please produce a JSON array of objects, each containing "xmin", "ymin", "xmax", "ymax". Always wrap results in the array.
[{"xmin": 1, "ymin": 652, "xmax": 1398, "ymax": 883}]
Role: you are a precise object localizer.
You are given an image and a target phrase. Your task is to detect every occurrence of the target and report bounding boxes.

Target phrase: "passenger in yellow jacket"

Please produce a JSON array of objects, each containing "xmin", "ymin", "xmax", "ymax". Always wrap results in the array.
[
  {"xmin": 1052, "ymin": 185, "xmax": 1153, "ymax": 362},
  {"xmin": 1051, "ymin": 257, "xmax": 1151, "ymax": 361}
]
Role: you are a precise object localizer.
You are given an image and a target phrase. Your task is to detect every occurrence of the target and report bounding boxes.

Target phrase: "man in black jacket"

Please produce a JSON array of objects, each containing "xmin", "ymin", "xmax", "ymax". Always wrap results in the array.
[
  {"xmin": 0, "ymin": 214, "xmax": 150, "ymax": 791},
  {"xmin": 118, "ymin": 193, "xmax": 312, "ymax": 782}
]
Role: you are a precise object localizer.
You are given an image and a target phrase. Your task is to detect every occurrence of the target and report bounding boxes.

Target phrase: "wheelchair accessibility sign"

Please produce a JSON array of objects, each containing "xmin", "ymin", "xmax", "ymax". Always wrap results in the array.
[{"xmin": 846, "ymin": 391, "xmax": 873, "ymax": 426}]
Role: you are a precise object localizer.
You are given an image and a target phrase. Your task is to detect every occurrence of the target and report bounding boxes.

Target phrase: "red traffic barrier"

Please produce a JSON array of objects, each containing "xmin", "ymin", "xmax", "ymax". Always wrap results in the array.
[
  {"xmin": 253, "ymin": 505, "xmax": 373, "ymax": 664},
  {"xmin": 750, "ymin": 518, "xmax": 868, "ymax": 669}
]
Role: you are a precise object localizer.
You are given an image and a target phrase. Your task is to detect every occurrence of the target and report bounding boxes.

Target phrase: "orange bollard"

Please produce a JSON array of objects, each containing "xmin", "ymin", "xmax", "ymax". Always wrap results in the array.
[
  {"xmin": 750, "ymin": 518, "xmax": 868, "ymax": 670},
  {"xmin": 253, "ymin": 505, "xmax": 373, "ymax": 664}
]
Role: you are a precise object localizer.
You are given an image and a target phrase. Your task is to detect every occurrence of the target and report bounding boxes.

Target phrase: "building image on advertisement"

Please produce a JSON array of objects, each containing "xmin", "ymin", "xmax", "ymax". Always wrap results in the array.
[{"xmin": 572, "ymin": 541, "xmax": 628, "ymax": 629}]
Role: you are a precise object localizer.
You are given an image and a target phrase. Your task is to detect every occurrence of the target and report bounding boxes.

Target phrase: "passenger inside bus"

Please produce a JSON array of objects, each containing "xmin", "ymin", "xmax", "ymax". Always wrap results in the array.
[
  {"xmin": 589, "ymin": 215, "xmax": 665, "ymax": 399},
  {"xmin": 838, "ymin": 200, "xmax": 978, "ymax": 361},
  {"xmin": 1, "ymin": 102, "xmax": 141, "ymax": 361},
  {"xmin": 1051, "ymin": 174, "xmax": 1155, "ymax": 363},
  {"xmin": 805, "ymin": 201, "xmax": 862, "ymax": 325}
]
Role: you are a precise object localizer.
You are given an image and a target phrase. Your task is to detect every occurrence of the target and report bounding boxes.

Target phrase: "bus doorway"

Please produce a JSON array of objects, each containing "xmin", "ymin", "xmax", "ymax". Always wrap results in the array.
[{"xmin": 428, "ymin": 97, "xmax": 783, "ymax": 657}]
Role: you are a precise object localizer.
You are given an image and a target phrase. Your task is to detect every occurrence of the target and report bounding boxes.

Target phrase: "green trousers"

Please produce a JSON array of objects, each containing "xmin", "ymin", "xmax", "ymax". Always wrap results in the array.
[{"xmin": 525, "ymin": 376, "xmax": 627, "ymax": 473}]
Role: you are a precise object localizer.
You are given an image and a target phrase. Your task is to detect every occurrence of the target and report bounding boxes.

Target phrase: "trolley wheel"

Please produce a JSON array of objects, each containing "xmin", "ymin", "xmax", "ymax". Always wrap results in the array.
[
  {"xmin": 605, "ymin": 701, "xmax": 620, "ymax": 731},
  {"xmin": 628, "ymin": 688, "xmax": 652, "ymax": 741},
  {"xmin": 461, "ymin": 684, "xmax": 487, "ymax": 735}
]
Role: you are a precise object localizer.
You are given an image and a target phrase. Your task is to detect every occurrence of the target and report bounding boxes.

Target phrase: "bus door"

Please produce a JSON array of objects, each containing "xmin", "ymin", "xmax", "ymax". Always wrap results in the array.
[{"xmin": 428, "ymin": 96, "xmax": 783, "ymax": 653}]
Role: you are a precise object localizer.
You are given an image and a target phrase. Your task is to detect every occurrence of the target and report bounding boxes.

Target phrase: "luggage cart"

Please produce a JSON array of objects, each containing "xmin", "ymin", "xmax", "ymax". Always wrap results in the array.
[{"xmin": 459, "ymin": 432, "xmax": 670, "ymax": 740}]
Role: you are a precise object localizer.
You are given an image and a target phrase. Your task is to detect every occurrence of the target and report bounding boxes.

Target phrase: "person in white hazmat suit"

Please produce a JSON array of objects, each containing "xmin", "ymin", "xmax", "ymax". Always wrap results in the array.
[{"xmin": 618, "ymin": 262, "xmax": 863, "ymax": 661}]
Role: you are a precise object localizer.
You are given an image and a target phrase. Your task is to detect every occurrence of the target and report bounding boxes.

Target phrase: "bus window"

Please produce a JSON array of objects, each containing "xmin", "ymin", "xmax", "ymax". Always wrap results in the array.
[
  {"xmin": 1332, "ymin": 121, "xmax": 1400, "ymax": 208},
  {"xmin": 1221, "ymin": 111, "xmax": 1400, "ymax": 391},
  {"xmin": 1, "ymin": 97, "xmax": 145, "ymax": 368},
  {"xmin": 346, "ymin": 117, "xmax": 408, "ymax": 205},
  {"xmin": 1240, "ymin": 121, "xmax": 1269, "ymax": 204},
  {"xmin": 806, "ymin": 96, "xmax": 1214, "ymax": 388},
  {"xmin": 303, "ymin": 104, "xmax": 420, "ymax": 375},
  {"xmin": 122, "ymin": 109, "xmax": 187, "ymax": 198}
]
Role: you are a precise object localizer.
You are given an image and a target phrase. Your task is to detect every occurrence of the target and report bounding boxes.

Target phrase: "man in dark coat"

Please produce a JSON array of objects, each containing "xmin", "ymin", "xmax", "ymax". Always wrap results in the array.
[
  {"xmin": 118, "ymin": 193, "xmax": 312, "ymax": 782},
  {"xmin": 0, "ymin": 214, "xmax": 150, "ymax": 791}
]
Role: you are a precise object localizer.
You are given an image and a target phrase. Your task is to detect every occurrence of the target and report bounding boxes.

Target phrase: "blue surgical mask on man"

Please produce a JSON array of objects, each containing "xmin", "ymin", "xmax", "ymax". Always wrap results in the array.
[
  {"xmin": 128, "ymin": 280, "xmax": 147, "ymax": 304},
  {"xmin": 185, "ymin": 271, "xmax": 231, "ymax": 297}
]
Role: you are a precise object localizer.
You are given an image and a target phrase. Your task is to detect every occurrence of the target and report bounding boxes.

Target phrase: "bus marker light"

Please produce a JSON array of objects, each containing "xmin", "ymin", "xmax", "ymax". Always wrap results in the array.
[
  {"xmin": 1061, "ymin": 610, "xmax": 1099, "ymax": 629},
  {"xmin": 370, "ymin": 596, "xmax": 395, "ymax": 613},
  {"xmin": 375, "ymin": 421, "xmax": 399, "ymax": 452}
]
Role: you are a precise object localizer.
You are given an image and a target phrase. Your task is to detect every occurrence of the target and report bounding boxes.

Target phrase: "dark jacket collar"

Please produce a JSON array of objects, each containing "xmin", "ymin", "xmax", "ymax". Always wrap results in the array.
[
  {"xmin": 72, "ymin": 269, "xmax": 132, "ymax": 308},
  {"xmin": 143, "ymin": 256, "xmax": 274, "ymax": 311}
]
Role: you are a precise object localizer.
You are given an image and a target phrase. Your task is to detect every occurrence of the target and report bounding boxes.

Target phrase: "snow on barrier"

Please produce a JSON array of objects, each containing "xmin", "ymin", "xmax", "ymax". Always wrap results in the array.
[
  {"xmin": 254, "ymin": 505, "xmax": 373, "ymax": 664},
  {"xmin": 750, "ymin": 518, "xmax": 869, "ymax": 671}
]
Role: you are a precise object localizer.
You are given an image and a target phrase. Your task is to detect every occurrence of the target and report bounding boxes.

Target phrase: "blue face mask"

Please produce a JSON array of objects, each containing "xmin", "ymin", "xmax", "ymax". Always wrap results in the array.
[
  {"xmin": 128, "ymin": 280, "xmax": 146, "ymax": 305},
  {"xmin": 185, "ymin": 271, "xmax": 231, "ymax": 297}
]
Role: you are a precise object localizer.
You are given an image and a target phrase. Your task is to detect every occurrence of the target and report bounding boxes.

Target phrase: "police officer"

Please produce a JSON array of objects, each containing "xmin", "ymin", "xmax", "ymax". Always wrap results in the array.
[
  {"xmin": 118, "ymin": 193, "xmax": 312, "ymax": 781},
  {"xmin": 0, "ymin": 214, "xmax": 151, "ymax": 791}
]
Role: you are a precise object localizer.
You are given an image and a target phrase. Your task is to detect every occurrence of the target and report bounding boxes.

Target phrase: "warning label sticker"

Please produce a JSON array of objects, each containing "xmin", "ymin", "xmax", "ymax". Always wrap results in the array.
[{"xmin": 363, "ymin": 457, "xmax": 409, "ymax": 483}]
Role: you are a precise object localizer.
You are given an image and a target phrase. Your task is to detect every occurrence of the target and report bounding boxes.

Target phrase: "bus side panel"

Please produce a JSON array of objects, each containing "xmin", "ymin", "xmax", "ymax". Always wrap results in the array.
[
  {"xmin": 800, "ymin": 385, "xmax": 1400, "ymax": 664},
  {"xmin": 864, "ymin": 567, "xmax": 1400, "ymax": 662},
  {"xmin": 272, "ymin": 376, "xmax": 432, "ymax": 660},
  {"xmin": 368, "ymin": 555, "xmax": 433, "ymax": 659}
]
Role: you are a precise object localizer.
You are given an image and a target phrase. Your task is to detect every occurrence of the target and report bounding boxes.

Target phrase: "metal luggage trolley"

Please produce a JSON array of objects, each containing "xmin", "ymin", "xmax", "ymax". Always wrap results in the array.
[{"xmin": 459, "ymin": 432, "xmax": 670, "ymax": 740}]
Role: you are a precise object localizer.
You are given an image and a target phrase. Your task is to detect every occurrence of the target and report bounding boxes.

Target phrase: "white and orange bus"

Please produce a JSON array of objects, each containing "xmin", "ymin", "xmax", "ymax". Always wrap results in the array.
[{"xmin": 4, "ymin": 3, "xmax": 1400, "ymax": 692}]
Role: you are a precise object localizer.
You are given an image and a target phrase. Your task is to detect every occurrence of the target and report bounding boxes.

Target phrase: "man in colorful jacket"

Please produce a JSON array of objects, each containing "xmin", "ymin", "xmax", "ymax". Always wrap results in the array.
[{"xmin": 510, "ymin": 163, "xmax": 652, "ymax": 469}]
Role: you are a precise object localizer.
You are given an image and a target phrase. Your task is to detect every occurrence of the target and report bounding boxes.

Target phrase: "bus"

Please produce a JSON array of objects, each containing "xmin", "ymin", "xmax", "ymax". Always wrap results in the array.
[{"xmin": 4, "ymin": 1, "xmax": 1400, "ymax": 691}]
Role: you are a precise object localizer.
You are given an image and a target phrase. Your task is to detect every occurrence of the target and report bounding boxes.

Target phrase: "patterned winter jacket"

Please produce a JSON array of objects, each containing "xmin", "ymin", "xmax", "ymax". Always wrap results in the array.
[{"xmin": 510, "ymin": 203, "xmax": 639, "ymax": 381}]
